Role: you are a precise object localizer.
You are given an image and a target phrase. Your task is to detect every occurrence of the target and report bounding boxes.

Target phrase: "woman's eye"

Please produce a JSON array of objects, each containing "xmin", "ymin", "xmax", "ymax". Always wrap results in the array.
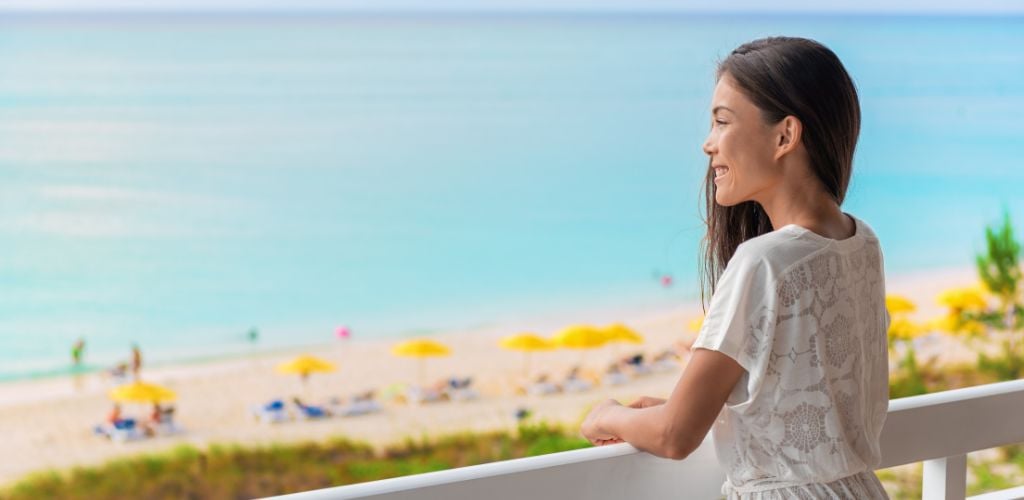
[{"xmin": 715, "ymin": 119, "xmax": 727, "ymax": 125}]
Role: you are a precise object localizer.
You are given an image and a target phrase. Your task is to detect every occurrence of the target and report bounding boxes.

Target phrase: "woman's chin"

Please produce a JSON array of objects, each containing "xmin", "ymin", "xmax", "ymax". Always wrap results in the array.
[{"xmin": 715, "ymin": 192, "xmax": 734, "ymax": 207}]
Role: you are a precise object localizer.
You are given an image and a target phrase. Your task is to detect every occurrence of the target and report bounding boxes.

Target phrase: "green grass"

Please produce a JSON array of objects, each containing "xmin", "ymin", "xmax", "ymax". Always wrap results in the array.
[
  {"xmin": 0, "ymin": 421, "xmax": 589, "ymax": 500},
  {"xmin": 876, "ymin": 463, "xmax": 922, "ymax": 500},
  {"xmin": 968, "ymin": 460, "xmax": 1017, "ymax": 497}
]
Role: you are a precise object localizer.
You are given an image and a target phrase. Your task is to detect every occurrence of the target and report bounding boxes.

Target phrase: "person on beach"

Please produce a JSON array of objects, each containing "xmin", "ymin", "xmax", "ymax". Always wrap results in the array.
[
  {"xmin": 106, "ymin": 403, "xmax": 135, "ymax": 430},
  {"xmin": 581, "ymin": 37, "xmax": 891, "ymax": 498},
  {"xmin": 71, "ymin": 337, "xmax": 86, "ymax": 366},
  {"xmin": 106, "ymin": 362, "xmax": 129, "ymax": 381},
  {"xmin": 130, "ymin": 343, "xmax": 143, "ymax": 381},
  {"xmin": 149, "ymin": 403, "xmax": 164, "ymax": 425},
  {"xmin": 71, "ymin": 337, "xmax": 87, "ymax": 391}
]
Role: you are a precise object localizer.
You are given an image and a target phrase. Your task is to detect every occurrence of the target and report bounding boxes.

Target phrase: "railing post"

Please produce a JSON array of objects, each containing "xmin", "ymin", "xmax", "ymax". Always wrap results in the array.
[{"xmin": 922, "ymin": 454, "xmax": 967, "ymax": 500}]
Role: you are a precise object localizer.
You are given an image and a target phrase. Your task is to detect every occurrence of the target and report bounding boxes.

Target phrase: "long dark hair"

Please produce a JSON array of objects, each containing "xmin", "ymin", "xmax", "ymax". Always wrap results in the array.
[{"xmin": 699, "ymin": 36, "xmax": 861, "ymax": 311}]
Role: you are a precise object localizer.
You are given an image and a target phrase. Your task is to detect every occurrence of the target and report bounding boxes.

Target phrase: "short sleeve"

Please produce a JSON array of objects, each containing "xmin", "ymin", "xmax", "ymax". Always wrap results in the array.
[{"xmin": 691, "ymin": 246, "xmax": 777, "ymax": 375}]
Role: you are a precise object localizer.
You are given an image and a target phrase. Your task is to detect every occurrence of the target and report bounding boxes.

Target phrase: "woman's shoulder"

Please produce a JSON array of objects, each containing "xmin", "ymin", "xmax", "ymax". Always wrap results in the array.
[
  {"xmin": 735, "ymin": 214, "xmax": 882, "ymax": 268},
  {"xmin": 741, "ymin": 213, "xmax": 876, "ymax": 256},
  {"xmin": 733, "ymin": 227, "xmax": 819, "ymax": 272}
]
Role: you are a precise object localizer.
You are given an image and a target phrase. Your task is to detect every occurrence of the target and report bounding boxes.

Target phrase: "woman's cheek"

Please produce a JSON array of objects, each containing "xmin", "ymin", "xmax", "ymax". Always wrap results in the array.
[{"xmin": 720, "ymin": 130, "xmax": 733, "ymax": 156}]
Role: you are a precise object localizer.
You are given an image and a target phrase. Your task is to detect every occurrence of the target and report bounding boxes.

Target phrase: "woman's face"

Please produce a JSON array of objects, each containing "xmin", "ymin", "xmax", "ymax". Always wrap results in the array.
[{"xmin": 702, "ymin": 73, "xmax": 783, "ymax": 207}]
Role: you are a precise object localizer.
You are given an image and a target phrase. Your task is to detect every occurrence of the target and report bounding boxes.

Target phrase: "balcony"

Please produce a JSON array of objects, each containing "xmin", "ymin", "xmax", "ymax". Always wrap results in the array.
[{"xmin": 270, "ymin": 379, "xmax": 1024, "ymax": 500}]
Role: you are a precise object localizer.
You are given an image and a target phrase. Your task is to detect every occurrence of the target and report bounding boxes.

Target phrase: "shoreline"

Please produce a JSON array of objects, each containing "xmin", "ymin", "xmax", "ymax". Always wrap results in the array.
[
  {"xmin": 0, "ymin": 264, "xmax": 981, "ymax": 486},
  {"xmin": 0, "ymin": 284, "xmax": 700, "ymax": 408},
  {"xmin": 0, "ymin": 278, "xmax": 697, "ymax": 386}
]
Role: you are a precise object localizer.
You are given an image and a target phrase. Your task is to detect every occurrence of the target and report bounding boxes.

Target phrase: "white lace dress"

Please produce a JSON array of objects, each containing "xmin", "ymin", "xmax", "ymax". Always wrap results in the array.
[{"xmin": 692, "ymin": 213, "xmax": 891, "ymax": 499}]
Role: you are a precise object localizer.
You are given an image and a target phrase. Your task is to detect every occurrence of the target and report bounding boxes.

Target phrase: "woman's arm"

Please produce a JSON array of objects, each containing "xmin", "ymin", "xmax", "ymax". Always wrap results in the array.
[{"xmin": 582, "ymin": 348, "xmax": 745, "ymax": 460}]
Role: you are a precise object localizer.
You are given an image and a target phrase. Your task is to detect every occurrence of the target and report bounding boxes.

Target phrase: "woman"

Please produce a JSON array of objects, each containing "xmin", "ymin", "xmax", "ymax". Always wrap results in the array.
[{"xmin": 581, "ymin": 36, "xmax": 891, "ymax": 499}]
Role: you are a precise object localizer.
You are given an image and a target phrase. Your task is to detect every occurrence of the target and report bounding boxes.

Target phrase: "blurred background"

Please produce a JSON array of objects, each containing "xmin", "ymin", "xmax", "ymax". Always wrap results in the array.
[
  {"xmin": 2, "ymin": 1, "xmax": 1024, "ymax": 498},
  {"xmin": 1, "ymin": 0, "xmax": 1022, "ymax": 394}
]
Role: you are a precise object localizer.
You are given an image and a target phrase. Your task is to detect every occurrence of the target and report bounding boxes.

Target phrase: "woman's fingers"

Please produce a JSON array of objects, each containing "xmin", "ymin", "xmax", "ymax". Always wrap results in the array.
[
  {"xmin": 628, "ymin": 396, "xmax": 667, "ymax": 408},
  {"xmin": 626, "ymin": 398, "xmax": 646, "ymax": 408},
  {"xmin": 596, "ymin": 437, "xmax": 624, "ymax": 445}
]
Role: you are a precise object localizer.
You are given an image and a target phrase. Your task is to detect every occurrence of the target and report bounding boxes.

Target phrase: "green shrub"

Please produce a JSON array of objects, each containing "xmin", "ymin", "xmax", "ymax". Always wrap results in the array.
[
  {"xmin": 890, "ymin": 347, "xmax": 928, "ymax": 399},
  {"xmin": 0, "ymin": 421, "xmax": 592, "ymax": 500},
  {"xmin": 978, "ymin": 340, "xmax": 1024, "ymax": 381}
]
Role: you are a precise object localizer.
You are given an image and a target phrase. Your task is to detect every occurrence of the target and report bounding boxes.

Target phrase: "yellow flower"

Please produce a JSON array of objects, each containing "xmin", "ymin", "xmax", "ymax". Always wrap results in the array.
[
  {"xmin": 927, "ymin": 314, "xmax": 958, "ymax": 334},
  {"xmin": 962, "ymin": 320, "xmax": 986, "ymax": 336},
  {"xmin": 978, "ymin": 280, "xmax": 994, "ymax": 294},
  {"xmin": 927, "ymin": 312, "xmax": 986, "ymax": 337},
  {"xmin": 936, "ymin": 286, "xmax": 988, "ymax": 312},
  {"xmin": 885, "ymin": 294, "xmax": 917, "ymax": 316},
  {"xmin": 888, "ymin": 317, "xmax": 925, "ymax": 341}
]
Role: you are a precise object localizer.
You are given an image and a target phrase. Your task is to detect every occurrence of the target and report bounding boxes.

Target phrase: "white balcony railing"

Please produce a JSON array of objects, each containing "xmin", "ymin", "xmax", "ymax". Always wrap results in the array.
[{"xmin": 270, "ymin": 379, "xmax": 1024, "ymax": 500}]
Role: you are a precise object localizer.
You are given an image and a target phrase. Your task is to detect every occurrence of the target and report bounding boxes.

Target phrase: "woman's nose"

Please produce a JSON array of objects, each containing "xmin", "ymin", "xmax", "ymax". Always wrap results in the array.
[{"xmin": 702, "ymin": 134, "xmax": 715, "ymax": 156}]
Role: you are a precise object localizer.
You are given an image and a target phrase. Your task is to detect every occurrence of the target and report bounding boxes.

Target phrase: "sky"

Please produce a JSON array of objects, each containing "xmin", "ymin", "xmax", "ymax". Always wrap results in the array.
[{"xmin": 0, "ymin": 0, "xmax": 1022, "ymax": 14}]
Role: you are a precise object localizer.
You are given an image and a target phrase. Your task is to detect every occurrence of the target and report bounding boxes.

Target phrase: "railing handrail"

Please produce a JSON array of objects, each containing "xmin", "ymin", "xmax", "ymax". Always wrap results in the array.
[
  {"xmin": 286, "ymin": 441, "xmax": 640, "ymax": 498},
  {"xmin": 888, "ymin": 378, "xmax": 1024, "ymax": 411},
  {"xmin": 879, "ymin": 378, "xmax": 1024, "ymax": 468},
  {"xmin": 269, "ymin": 379, "xmax": 1024, "ymax": 500}
]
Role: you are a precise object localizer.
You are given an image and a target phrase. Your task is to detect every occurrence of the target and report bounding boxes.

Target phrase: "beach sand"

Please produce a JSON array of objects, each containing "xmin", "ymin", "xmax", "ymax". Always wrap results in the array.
[{"xmin": 0, "ymin": 265, "xmax": 982, "ymax": 487}]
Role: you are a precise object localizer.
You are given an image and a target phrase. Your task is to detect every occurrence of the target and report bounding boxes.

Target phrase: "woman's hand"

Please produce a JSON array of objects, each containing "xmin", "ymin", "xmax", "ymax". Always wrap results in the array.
[
  {"xmin": 580, "ymin": 398, "xmax": 625, "ymax": 446},
  {"xmin": 626, "ymin": 396, "xmax": 666, "ymax": 409}
]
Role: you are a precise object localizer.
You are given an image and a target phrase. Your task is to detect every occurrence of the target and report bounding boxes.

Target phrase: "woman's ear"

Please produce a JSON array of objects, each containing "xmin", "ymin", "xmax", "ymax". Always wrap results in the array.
[{"xmin": 773, "ymin": 115, "xmax": 802, "ymax": 161}]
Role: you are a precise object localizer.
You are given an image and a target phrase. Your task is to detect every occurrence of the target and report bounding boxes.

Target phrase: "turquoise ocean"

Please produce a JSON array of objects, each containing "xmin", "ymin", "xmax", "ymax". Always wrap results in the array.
[{"xmin": 1, "ymin": 12, "xmax": 1022, "ymax": 380}]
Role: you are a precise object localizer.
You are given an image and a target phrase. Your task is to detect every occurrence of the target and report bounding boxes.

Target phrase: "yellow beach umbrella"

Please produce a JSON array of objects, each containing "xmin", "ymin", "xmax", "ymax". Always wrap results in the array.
[
  {"xmin": 391, "ymin": 339, "xmax": 451, "ymax": 383},
  {"xmin": 885, "ymin": 295, "xmax": 917, "ymax": 316},
  {"xmin": 500, "ymin": 333, "xmax": 556, "ymax": 351},
  {"xmin": 600, "ymin": 323, "xmax": 644, "ymax": 362},
  {"xmin": 601, "ymin": 323, "xmax": 644, "ymax": 344},
  {"xmin": 552, "ymin": 324, "xmax": 607, "ymax": 367},
  {"xmin": 499, "ymin": 333, "xmax": 557, "ymax": 378},
  {"xmin": 552, "ymin": 324, "xmax": 607, "ymax": 349},
  {"xmin": 391, "ymin": 339, "xmax": 451, "ymax": 356},
  {"xmin": 687, "ymin": 315, "xmax": 704, "ymax": 333},
  {"xmin": 276, "ymin": 354, "xmax": 336, "ymax": 384},
  {"xmin": 109, "ymin": 381, "xmax": 176, "ymax": 404}
]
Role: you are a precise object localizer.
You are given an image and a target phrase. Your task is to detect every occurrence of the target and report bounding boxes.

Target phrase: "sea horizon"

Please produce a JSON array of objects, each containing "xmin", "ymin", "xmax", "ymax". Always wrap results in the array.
[{"xmin": 1, "ymin": 12, "xmax": 1020, "ymax": 381}]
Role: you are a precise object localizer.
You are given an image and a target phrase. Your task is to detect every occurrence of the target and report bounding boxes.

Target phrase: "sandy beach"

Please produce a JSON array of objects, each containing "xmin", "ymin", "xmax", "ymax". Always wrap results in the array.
[{"xmin": 0, "ymin": 265, "xmax": 982, "ymax": 487}]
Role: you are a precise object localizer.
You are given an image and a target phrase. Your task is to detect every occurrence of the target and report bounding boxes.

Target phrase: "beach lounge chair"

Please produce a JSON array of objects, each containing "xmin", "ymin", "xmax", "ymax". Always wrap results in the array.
[
  {"xmin": 152, "ymin": 421, "xmax": 183, "ymax": 436},
  {"xmin": 560, "ymin": 366, "xmax": 595, "ymax": 393},
  {"xmin": 292, "ymin": 398, "xmax": 331, "ymax": 420},
  {"xmin": 448, "ymin": 387, "xmax": 480, "ymax": 401},
  {"xmin": 443, "ymin": 376, "xmax": 480, "ymax": 402},
  {"xmin": 407, "ymin": 385, "xmax": 449, "ymax": 404},
  {"xmin": 563, "ymin": 377, "xmax": 594, "ymax": 393},
  {"xmin": 93, "ymin": 419, "xmax": 145, "ymax": 443},
  {"xmin": 621, "ymin": 353, "xmax": 653, "ymax": 377},
  {"xmin": 295, "ymin": 405, "xmax": 330, "ymax": 419},
  {"xmin": 526, "ymin": 380, "xmax": 561, "ymax": 396},
  {"xmin": 250, "ymin": 399, "xmax": 290, "ymax": 424},
  {"xmin": 601, "ymin": 360, "xmax": 631, "ymax": 386},
  {"xmin": 332, "ymin": 398, "xmax": 383, "ymax": 417},
  {"xmin": 650, "ymin": 350, "xmax": 681, "ymax": 372},
  {"xmin": 521, "ymin": 373, "xmax": 562, "ymax": 396},
  {"xmin": 601, "ymin": 371, "xmax": 630, "ymax": 386}
]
